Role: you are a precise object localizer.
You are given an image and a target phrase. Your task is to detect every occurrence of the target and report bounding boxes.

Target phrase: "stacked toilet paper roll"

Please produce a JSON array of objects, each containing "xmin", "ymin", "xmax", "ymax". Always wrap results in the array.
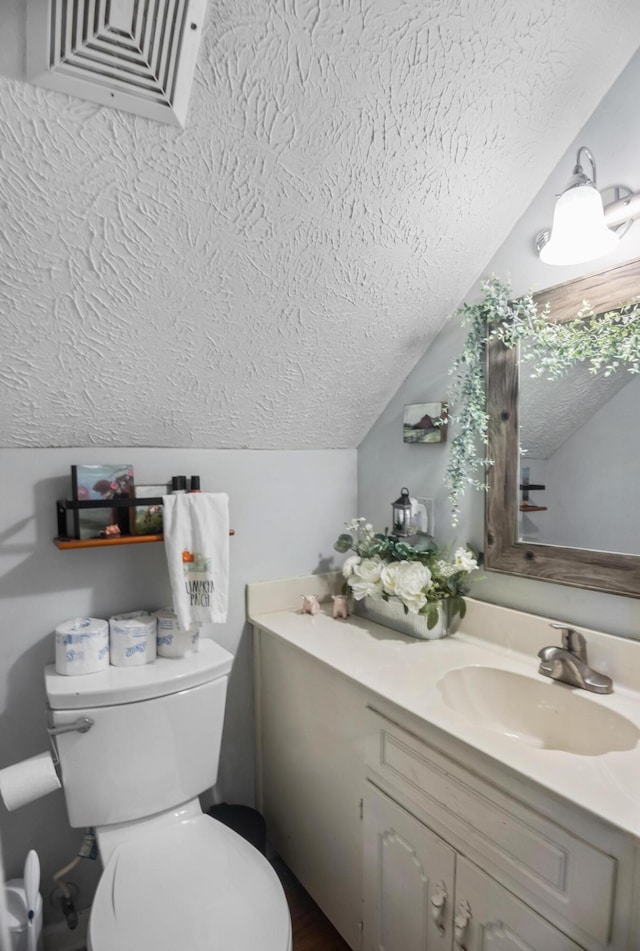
[
  {"xmin": 109, "ymin": 611, "xmax": 157, "ymax": 666},
  {"xmin": 55, "ymin": 617, "xmax": 110, "ymax": 676},
  {"xmin": 0, "ymin": 752, "xmax": 61, "ymax": 811},
  {"xmin": 154, "ymin": 609, "xmax": 200, "ymax": 658}
]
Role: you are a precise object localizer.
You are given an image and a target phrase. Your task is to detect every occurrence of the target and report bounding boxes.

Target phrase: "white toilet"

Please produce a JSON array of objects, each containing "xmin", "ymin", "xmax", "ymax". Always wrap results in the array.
[{"xmin": 45, "ymin": 640, "xmax": 292, "ymax": 951}]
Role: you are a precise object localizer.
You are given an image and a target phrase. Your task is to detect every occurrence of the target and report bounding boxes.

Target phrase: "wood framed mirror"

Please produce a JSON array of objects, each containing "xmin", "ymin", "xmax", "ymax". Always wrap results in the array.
[{"xmin": 485, "ymin": 256, "xmax": 640, "ymax": 598}]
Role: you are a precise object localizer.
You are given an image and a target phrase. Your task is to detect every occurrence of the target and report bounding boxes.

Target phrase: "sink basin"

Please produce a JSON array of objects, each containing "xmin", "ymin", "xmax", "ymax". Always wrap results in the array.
[{"xmin": 437, "ymin": 666, "xmax": 640, "ymax": 755}]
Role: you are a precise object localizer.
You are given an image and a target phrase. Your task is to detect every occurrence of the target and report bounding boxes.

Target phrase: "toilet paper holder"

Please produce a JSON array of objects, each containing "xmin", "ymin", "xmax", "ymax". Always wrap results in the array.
[
  {"xmin": 46, "ymin": 713, "xmax": 94, "ymax": 769},
  {"xmin": 46, "ymin": 716, "xmax": 94, "ymax": 771},
  {"xmin": 47, "ymin": 717, "xmax": 94, "ymax": 738}
]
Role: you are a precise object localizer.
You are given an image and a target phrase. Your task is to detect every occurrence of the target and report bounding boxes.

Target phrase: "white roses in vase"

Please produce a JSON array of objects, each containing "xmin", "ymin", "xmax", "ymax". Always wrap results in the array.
[{"xmin": 335, "ymin": 519, "xmax": 478, "ymax": 630}]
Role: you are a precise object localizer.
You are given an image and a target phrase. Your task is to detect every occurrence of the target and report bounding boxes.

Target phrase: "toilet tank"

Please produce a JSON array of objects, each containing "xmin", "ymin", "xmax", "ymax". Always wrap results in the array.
[{"xmin": 45, "ymin": 640, "xmax": 233, "ymax": 828}]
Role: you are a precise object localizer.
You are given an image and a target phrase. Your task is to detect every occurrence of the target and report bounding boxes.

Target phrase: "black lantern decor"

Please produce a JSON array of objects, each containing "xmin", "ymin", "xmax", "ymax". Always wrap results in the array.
[{"xmin": 391, "ymin": 487, "xmax": 413, "ymax": 537}]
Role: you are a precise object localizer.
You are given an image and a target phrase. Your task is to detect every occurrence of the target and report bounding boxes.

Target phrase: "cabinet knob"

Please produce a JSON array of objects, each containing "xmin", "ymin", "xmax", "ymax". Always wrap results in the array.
[
  {"xmin": 454, "ymin": 899, "xmax": 472, "ymax": 950},
  {"xmin": 430, "ymin": 881, "xmax": 447, "ymax": 933}
]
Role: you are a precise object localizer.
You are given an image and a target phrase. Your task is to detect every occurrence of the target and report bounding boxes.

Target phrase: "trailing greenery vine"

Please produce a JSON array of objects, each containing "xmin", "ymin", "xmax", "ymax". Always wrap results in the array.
[
  {"xmin": 497, "ymin": 298, "xmax": 640, "ymax": 379},
  {"xmin": 446, "ymin": 276, "xmax": 640, "ymax": 525}
]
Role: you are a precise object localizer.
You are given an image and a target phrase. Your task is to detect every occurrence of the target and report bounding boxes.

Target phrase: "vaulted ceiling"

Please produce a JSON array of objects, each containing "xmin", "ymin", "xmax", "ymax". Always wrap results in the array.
[{"xmin": 1, "ymin": 1, "xmax": 639, "ymax": 449}]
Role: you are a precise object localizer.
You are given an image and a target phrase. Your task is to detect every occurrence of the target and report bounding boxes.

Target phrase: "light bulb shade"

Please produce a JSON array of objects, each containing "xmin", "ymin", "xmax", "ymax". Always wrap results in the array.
[{"xmin": 539, "ymin": 184, "xmax": 618, "ymax": 265}]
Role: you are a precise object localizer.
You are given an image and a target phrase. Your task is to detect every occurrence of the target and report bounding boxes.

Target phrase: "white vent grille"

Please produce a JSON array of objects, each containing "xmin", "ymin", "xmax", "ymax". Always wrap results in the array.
[{"xmin": 27, "ymin": 0, "xmax": 208, "ymax": 126}]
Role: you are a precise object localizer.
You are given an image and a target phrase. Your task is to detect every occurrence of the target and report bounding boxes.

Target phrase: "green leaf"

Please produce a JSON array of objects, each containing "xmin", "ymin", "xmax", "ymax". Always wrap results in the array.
[
  {"xmin": 426, "ymin": 604, "xmax": 439, "ymax": 630},
  {"xmin": 412, "ymin": 534, "xmax": 437, "ymax": 553},
  {"xmin": 448, "ymin": 596, "xmax": 466, "ymax": 622},
  {"xmin": 334, "ymin": 533, "xmax": 353, "ymax": 553}
]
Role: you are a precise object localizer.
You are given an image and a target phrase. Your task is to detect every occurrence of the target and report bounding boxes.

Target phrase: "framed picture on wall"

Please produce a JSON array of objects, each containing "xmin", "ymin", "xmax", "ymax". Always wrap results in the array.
[
  {"xmin": 70, "ymin": 464, "xmax": 135, "ymax": 539},
  {"xmin": 403, "ymin": 402, "xmax": 448, "ymax": 444},
  {"xmin": 134, "ymin": 484, "xmax": 169, "ymax": 535}
]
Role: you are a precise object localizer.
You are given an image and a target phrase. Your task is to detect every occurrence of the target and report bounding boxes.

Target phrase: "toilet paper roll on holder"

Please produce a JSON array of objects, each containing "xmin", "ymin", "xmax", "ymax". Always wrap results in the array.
[{"xmin": 0, "ymin": 718, "xmax": 93, "ymax": 812}]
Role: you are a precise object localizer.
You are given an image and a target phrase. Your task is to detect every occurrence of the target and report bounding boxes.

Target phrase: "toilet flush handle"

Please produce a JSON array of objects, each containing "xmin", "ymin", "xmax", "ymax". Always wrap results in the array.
[{"xmin": 47, "ymin": 717, "xmax": 94, "ymax": 737}]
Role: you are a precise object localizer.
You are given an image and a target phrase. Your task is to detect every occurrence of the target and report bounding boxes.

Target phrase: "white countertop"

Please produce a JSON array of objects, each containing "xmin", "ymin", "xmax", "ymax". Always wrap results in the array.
[{"xmin": 249, "ymin": 579, "xmax": 640, "ymax": 842}]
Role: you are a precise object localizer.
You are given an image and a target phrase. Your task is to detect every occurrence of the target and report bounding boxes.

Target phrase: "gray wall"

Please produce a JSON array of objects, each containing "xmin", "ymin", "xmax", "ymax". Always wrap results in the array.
[
  {"xmin": 358, "ymin": 49, "xmax": 640, "ymax": 641},
  {"xmin": 0, "ymin": 447, "xmax": 356, "ymax": 918}
]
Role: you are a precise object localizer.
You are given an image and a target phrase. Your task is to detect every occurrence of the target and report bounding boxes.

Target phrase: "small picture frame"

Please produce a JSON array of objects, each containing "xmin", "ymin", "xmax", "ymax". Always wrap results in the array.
[
  {"xmin": 71, "ymin": 464, "xmax": 135, "ymax": 539},
  {"xmin": 403, "ymin": 402, "xmax": 448, "ymax": 444},
  {"xmin": 134, "ymin": 484, "xmax": 169, "ymax": 535}
]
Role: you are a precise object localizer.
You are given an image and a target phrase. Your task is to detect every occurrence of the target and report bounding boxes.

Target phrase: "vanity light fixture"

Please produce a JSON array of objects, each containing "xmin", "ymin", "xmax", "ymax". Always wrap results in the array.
[{"xmin": 536, "ymin": 146, "xmax": 640, "ymax": 266}]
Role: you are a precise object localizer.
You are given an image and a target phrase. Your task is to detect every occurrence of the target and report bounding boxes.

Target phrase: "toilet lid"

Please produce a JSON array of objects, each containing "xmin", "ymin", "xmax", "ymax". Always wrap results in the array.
[{"xmin": 89, "ymin": 814, "xmax": 291, "ymax": 951}]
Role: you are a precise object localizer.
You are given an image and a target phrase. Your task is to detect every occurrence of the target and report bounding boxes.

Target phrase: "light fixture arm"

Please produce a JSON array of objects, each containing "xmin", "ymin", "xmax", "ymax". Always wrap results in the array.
[
  {"xmin": 566, "ymin": 146, "xmax": 597, "ymax": 191},
  {"xmin": 600, "ymin": 187, "xmax": 640, "ymax": 230}
]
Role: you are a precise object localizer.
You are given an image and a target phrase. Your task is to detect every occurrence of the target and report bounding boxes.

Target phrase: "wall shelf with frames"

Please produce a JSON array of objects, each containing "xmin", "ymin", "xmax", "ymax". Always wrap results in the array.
[
  {"xmin": 519, "ymin": 482, "xmax": 547, "ymax": 513},
  {"xmin": 54, "ymin": 497, "xmax": 235, "ymax": 550}
]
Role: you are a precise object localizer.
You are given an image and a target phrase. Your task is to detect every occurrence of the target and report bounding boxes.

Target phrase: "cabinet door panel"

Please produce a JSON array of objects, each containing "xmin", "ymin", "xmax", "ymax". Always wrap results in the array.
[
  {"xmin": 363, "ymin": 783, "xmax": 455, "ymax": 951},
  {"xmin": 455, "ymin": 857, "xmax": 584, "ymax": 951}
]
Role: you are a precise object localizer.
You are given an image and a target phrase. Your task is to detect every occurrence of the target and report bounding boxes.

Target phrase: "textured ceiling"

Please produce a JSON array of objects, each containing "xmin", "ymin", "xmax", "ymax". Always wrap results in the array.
[
  {"xmin": 1, "ymin": 1, "xmax": 640, "ymax": 449},
  {"xmin": 520, "ymin": 363, "xmax": 631, "ymax": 460}
]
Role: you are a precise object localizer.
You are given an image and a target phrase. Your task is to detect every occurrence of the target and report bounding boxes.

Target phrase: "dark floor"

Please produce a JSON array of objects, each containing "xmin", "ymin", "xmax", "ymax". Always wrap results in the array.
[{"xmin": 273, "ymin": 859, "xmax": 352, "ymax": 951}]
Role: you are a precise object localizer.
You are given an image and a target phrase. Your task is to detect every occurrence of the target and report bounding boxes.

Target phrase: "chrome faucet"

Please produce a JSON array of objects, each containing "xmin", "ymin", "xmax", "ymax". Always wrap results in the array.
[{"xmin": 537, "ymin": 623, "xmax": 613, "ymax": 694}]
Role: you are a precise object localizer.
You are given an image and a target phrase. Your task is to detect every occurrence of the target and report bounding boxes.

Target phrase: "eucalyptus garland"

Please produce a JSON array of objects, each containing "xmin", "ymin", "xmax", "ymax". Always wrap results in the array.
[
  {"xmin": 445, "ymin": 278, "xmax": 537, "ymax": 524},
  {"xmin": 497, "ymin": 298, "xmax": 640, "ymax": 379},
  {"xmin": 446, "ymin": 277, "xmax": 640, "ymax": 525}
]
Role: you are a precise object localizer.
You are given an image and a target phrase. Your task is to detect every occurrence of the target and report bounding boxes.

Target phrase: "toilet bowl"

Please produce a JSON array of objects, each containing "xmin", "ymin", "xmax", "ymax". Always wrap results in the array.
[
  {"xmin": 89, "ymin": 802, "xmax": 291, "ymax": 951},
  {"xmin": 45, "ymin": 641, "xmax": 291, "ymax": 951}
]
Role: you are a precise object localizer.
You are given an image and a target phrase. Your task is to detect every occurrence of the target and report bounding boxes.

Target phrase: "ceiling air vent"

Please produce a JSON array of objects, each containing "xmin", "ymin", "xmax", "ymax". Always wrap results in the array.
[{"xmin": 27, "ymin": 0, "xmax": 208, "ymax": 127}]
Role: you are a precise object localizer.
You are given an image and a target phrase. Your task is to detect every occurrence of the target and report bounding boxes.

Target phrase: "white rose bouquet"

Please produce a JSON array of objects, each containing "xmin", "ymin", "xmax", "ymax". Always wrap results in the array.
[{"xmin": 335, "ymin": 519, "xmax": 478, "ymax": 630}]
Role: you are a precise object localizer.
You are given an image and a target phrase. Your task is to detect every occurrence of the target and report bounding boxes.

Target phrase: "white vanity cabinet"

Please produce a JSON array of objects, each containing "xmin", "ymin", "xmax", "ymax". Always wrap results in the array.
[
  {"xmin": 253, "ymin": 619, "xmax": 640, "ymax": 951},
  {"xmin": 363, "ymin": 782, "xmax": 583, "ymax": 951},
  {"xmin": 362, "ymin": 708, "xmax": 627, "ymax": 951}
]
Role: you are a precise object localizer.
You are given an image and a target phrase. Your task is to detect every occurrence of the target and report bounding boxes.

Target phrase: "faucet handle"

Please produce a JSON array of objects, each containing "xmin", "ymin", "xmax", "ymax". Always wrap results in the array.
[{"xmin": 550, "ymin": 623, "xmax": 587, "ymax": 662}]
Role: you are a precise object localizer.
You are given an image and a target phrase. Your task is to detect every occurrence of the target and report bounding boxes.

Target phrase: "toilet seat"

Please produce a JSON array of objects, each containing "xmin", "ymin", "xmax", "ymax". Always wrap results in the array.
[{"xmin": 88, "ymin": 813, "xmax": 292, "ymax": 951}]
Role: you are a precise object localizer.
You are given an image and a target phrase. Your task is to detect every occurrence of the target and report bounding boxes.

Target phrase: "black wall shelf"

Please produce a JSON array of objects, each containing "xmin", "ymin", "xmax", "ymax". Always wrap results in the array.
[
  {"xmin": 54, "ymin": 497, "xmax": 234, "ymax": 549},
  {"xmin": 519, "ymin": 482, "xmax": 547, "ymax": 514}
]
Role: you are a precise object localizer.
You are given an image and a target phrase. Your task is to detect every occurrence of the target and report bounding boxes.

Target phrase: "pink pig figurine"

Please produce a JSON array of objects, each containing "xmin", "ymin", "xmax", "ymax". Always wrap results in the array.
[
  {"xmin": 332, "ymin": 594, "xmax": 350, "ymax": 619},
  {"xmin": 301, "ymin": 594, "xmax": 320, "ymax": 615}
]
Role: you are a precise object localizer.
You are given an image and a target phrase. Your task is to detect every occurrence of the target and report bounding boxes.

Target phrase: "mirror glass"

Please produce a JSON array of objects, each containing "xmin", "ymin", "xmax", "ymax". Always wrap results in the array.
[
  {"xmin": 485, "ymin": 256, "xmax": 640, "ymax": 599},
  {"xmin": 517, "ymin": 340, "xmax": 640, "ymax": 555}
]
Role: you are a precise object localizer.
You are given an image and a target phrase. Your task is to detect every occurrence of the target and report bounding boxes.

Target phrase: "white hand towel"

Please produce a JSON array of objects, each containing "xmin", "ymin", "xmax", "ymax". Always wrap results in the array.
[{"xmin": 162, "ymin": 493, "xmax": 230, "ymax": 631}]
